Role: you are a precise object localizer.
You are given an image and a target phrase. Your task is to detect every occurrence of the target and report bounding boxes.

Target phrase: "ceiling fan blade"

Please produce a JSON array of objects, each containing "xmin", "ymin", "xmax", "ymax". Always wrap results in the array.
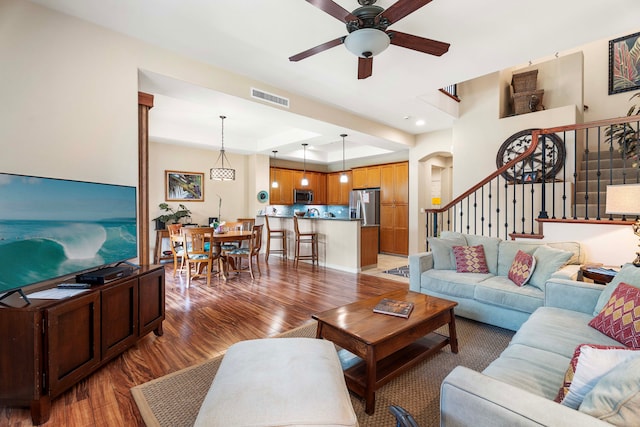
[
  {"xmin": 388, "ymin": 30, "xmax": 449, "ymax": 56},
  {"xmin": 358, "ymin": 57, "xmax": 373, "ymax": 79},
  {"xmin": 379, "ymin": 0, "xmax": 433, "ymax": 24},
  {"xmin": 306, "ymin": 0, "xmax": 359, "ymax": 23},
  {"xmin": 289, "ymin": 36, "xmax": 345, "ymax": 62}
]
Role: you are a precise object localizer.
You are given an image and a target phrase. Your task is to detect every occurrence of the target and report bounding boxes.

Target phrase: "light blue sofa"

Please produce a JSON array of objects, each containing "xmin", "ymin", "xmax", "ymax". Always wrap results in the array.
[
  {"xmin": 440, "ymin": 265, "xmax": 640, "ymax": 426},
  {"xmin": 409, "ymin": 232, "xmax": 583, "ymax": 331}
]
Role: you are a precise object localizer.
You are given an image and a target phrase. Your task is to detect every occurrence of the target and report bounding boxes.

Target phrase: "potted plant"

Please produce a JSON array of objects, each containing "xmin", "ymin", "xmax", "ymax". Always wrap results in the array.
[
  {"xmin": 605, "ymin": 92, "xmax": 640, "ymax": 167},
  {"xmin": 152, "ymin": 203, "xmax": 191, "ymax": 230}
]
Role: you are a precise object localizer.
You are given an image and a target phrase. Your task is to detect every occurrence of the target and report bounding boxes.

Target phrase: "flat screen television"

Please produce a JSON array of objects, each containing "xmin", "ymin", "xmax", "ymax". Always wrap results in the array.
[{"xmin": 0, "ymin": 172, "xmax": 137, "ymax": 302}]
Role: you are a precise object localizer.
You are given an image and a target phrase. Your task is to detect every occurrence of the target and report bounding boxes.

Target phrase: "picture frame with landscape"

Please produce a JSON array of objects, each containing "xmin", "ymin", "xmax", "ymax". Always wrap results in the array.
[{"xmin": 165, "ymin": 170, "xmax": 204, "ymax": 202}]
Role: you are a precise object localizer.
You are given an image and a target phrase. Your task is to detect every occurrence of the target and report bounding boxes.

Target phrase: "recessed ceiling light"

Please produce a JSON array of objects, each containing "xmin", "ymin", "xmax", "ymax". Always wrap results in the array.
[
  {"xmin": 416, "ymin": 119, "xmax": 425, "ymax": 126},
  {"xmin": 403, "ymin": 116, "xmax": 410, "ymax": 120}
]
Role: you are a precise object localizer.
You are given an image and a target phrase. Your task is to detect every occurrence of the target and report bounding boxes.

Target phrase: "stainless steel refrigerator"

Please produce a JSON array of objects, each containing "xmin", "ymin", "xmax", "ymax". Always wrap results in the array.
[{"xmin": 349, "ymin": 189, "xmax": 380, "ymax": 225}]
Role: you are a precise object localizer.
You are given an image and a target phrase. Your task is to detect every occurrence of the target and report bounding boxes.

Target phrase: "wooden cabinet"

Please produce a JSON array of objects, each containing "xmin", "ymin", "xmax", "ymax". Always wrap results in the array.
[
  {"xmin": 306, "ymin": 171, "xmax": 326, "ymax": 204},
  {"xmin": 352, "ymin": 166, "xmax": 381, "ymax": 189},
  {"xmin": 360, "ymin": 225, "xmax": 379, "ymax": 267},
  {"xmin": 270, "ymin": 168, "xmax": 293, "ymax": 205},
  {"xmin": 0, "ymin": 266, "xmax": 165, "ymax": 425},
  {"xmin": 270, "ymin": 168, "xmax": 330, "ymax": 205},
  {"xmin": 380, "ymin": 162, "xmax": 409, "ymax": 255},
  {"xmin": 326, "ymin": 171, "xmax": 352, "ymax": 205}
]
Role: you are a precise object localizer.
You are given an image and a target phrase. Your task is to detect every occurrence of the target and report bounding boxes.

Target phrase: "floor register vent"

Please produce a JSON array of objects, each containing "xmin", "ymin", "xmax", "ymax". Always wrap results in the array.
[{"xmin": 251, "ymin": 88, "xmax": 289, "ymax": 108}]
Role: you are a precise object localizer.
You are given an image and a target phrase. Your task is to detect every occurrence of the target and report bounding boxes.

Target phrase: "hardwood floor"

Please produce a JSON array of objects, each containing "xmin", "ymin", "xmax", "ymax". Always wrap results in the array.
[{"xmin": 1, "ymin": 257, "xmax": 408, "ymax": 426}]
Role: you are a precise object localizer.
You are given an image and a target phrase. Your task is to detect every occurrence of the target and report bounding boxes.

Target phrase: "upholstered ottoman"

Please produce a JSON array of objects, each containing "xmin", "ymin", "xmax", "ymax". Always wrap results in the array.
[{"xmin": 194, "ymin": 337, "xmax": 358, "ymax": 427}]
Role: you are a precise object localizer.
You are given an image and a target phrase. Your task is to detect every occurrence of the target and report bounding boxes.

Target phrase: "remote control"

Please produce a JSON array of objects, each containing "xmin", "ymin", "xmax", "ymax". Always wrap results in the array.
[{"xmin": 57, "ymin": 283, "xmax": 92, "ymax": 289}]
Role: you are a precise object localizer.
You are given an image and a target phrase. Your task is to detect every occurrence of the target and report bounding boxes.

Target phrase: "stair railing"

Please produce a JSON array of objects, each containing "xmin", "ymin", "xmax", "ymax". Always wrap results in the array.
[{"xmin": 425, "ymin": 114, "xmax": 640, "ymax": 249}]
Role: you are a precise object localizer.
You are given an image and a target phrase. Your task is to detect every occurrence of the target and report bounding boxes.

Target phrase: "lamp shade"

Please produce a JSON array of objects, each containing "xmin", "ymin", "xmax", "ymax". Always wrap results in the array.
[
  {"xmin": 605, "ymin": 183, "xmax": 640, "ymax": 215},
  {"xmin": 344, "ymin": 28, "xmax": 390, "ymax": 58}
]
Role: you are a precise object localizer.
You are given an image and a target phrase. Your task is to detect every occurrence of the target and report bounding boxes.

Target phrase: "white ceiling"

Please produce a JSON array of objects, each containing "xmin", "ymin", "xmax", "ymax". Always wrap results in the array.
[{"xmin": 30, "ymin": 0, "xmax": 640, "ymax": 165}]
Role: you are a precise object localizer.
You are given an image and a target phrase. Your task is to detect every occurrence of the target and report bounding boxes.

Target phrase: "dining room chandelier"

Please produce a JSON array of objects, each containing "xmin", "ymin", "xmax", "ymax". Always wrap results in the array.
[{"xmin": 210, "ymin": 115, "xmax": 236, "ymax": 181}]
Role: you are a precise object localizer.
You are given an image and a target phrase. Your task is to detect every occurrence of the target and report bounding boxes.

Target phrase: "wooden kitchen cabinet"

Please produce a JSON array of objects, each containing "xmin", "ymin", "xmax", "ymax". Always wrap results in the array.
[
  {"xmin": 326, "ymin": 171, "xmax": 352, "ymax": 205},
  {"xmin": 0, "ymin": 266, "xmax": 165, "ymax": 425},
  {"xmin": 380, "ymin": 162, "xmax": 409, "ymax": 255},
  {"xmin": 352, "ymin": 166, "xmax": 381, "ymax": 189},
  {"xmin": 307, "ymin": 171, "xmax": 326, "ymax": 204},
  {"xmin": 270, "ymin": 168, "xmax": 293, "ymax": 204}
]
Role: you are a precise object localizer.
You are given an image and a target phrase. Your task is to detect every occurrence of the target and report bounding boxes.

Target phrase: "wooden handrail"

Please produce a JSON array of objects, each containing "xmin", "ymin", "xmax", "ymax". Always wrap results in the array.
[{"xmin": 426, "ymin": 114, "xmax": 640, "ymax": 215}]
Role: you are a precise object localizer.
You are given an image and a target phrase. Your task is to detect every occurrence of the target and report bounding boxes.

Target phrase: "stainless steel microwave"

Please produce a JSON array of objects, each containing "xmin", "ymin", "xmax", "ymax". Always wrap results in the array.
[{"xmin": 294, "ymin": 189, "xmax": 314, "ymax": 204}]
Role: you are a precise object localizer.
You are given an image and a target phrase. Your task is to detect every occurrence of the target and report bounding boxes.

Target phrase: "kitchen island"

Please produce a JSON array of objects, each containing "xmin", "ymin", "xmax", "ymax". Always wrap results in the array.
[{"xmin": 255, "ymin": 216, "xmax": 378, "ymax": 272}]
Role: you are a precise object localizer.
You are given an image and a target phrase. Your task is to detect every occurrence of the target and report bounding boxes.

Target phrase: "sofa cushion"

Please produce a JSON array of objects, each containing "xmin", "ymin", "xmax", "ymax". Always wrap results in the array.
[
  {"xmin": 509, "ymin": 307, "xmax": 621, "ymax": 358},
  {"xmin": 528, "ymin": 246, "xmax": 573, "ymax": 290},
  {"xmin": 474, "ymin": 276, "xmax": 543, "ymax": 314},
  {"xmin": 452, "ymin": 245, "xmax": 489, "ymax": 273},
  {"xmin": 421, "ymin": 269, "xmax": 491, "ymax": 299},
  {"xmin": 556, "ymin": 344, "xmax": 640, "ymax": 410},
  {"xmin": 428, "ymin": 235, "xmax": 467, "ymax": 270},
  {"xmin": 546, "ymin": 241, "xmax": 583, "ymax": 265},
  {"xmin": 593, "ymin": 263, "xmax": 640, "ymax": 316},
  {"xmin": 464, "ymin": 234, "xmax": 501, "ymax": 275},
  {"xmin": 497, "ymin": 241, "xmax": 541, "ymax": 276},
  {"xmin": 482, "ymin": 343, "xmax": 571, "ymax": 399},
  {"xmin": 589, "ymin": 282, "xmax": 640, "ymax": 348},
  {"xmin": 580, "ymin": 356, "xmax": 640, "ymax": 425},
  {"xmin": 508, "ymin": 250, "xmax": 536, "ymax": 286}
]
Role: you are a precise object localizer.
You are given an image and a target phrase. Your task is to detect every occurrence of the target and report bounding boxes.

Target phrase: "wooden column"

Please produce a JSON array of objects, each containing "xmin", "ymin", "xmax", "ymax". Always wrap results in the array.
[{"xmin": 138, "ymin": 92, "xmax": 154, "ymax": 265}]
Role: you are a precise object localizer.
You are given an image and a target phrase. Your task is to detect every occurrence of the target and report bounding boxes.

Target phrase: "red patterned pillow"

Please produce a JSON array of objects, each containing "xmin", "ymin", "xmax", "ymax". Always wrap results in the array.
[
  {"xmin": 589, "ymin": 282, "xmax": 640, "ymax": 348},
  {"xmin": 508, "ymin": 250, "xmax": 536, "ymax": 287},
  {"xmin": 452, "ymin": 245, "xmax": 489, "ymax": 273}
]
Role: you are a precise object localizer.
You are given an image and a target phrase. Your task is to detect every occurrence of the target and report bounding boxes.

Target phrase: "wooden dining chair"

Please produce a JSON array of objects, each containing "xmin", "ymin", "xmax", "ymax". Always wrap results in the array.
[
  {"xmin": 224, "ymin": 224, "xmax": 263, "ymax": 280},
  {"xmin": 167, "ymin": 223, "xmax": 185, "ymax": 277},
  {"xmin": 182, "ymin": 227, "xmax": 219, "ymax": 287}
]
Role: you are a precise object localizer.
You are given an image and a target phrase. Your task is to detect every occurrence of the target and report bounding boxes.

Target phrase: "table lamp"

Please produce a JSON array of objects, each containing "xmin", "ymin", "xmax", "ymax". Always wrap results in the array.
[{"xmin": 605, "ymin": 183, "xmax": 640, "ymax": 267}]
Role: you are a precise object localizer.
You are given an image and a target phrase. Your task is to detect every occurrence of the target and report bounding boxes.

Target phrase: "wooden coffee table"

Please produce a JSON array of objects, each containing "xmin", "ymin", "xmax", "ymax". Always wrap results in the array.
[{"xmin": 312, "ymin": 289, "xmax": 458, "ymax": 414}]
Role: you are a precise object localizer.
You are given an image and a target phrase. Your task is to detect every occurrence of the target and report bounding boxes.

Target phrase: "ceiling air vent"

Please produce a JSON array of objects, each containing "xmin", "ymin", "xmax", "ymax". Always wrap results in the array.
[{"xmin": 251, "ymin": 88, "xmax": 289, "ymax": 108}]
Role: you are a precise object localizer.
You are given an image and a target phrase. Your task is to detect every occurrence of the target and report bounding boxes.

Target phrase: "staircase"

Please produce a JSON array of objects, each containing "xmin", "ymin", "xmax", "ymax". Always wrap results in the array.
[{"xmin": 574, "ymin": 151, "xmax": 638, "ymax": 219}]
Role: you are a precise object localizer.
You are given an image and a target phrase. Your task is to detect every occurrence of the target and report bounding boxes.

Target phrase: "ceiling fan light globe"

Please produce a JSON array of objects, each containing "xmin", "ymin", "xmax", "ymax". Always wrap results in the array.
[{"xmin": 344, "ymin": 28, "xmax": 390, "ymax": 58}]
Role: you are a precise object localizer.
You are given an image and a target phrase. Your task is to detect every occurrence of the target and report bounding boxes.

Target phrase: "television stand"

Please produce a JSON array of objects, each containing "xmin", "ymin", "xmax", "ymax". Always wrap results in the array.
[
  {"xmin": 0, "ymin": 288, "xmax": 30, "ymax": 304},
  {"xmin": 0, "ymin": 265, "xmax": 165, "ymax": 425}
]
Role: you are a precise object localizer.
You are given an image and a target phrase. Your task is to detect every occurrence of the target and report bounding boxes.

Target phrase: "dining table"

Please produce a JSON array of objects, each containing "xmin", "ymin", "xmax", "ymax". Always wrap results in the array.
[{"xmin": 209, "ymin": 229, "xmax": 254, "ymax": 280}]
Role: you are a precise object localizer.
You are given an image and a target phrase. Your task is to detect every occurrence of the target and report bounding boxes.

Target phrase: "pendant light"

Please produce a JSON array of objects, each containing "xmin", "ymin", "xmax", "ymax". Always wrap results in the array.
[
  {"xmin": 301, "ymin": 143, "xmax": 309, "ymax": 186},
  {"xmin": 271, "ymin": 150, "xmax": 279, "ymax": 188},
  {"xmin": 209, "ymin": 115, "xmax": 236, "ymax": 181},
  {"xmin": 339, "ymin": 134, "xmax": 348, "ymax": 183}
]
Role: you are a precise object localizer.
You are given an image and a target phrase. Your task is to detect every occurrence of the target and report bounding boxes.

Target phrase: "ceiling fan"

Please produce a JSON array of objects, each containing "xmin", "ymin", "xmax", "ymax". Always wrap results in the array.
[{"xmin": 289, "ymin": 0, "xmax": 450, "ymax": 79}]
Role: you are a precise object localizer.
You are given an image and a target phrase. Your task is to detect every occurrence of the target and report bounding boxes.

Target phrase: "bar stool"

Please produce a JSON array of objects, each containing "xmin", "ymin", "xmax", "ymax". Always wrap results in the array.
[
  {"xmin": 293, "ymin": 215, "xmax": 318, "ymax": 267},
  {"xmin": 264, "ymin": 214, "xmax": 287, "ymax": 262}
]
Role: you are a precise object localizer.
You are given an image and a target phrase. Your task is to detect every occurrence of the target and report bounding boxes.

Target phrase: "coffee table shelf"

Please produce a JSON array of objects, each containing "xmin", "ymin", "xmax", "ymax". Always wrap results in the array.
[{"xmin": 313, "ymin": 290, "xmax": 458, "ymax": 414}]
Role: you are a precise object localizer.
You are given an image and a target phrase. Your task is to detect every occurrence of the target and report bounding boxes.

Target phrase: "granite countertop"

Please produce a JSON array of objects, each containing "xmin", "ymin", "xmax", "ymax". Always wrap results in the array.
[{"xmin": 257, "ymin": 214, "xmax": 359, "ymax": 222}]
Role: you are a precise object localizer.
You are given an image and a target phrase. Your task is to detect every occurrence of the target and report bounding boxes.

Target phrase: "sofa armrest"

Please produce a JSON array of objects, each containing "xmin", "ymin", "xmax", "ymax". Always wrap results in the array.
[
  {"xmin": 408, "ymin": 252, "xmax": 433, "ymax": 292},
  {"xmin": 440, "ymin": 366, "xmax": 610, "ymax": 427},
  {"xmin": 544, "ymin": 278, "xmax": 603, "ymax": 314}
]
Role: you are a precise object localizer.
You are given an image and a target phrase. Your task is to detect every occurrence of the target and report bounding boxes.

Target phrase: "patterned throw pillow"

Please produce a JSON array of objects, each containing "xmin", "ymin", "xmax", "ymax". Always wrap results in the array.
[
  {"xmin": 452, "ymin": 245, "xmax": 489, "ymax": 273},
  {"xmin": 589, "ymin": 282, "xmax": 640, "ymax": 348},
  {"xmin": 554, "ymin": 344, "xmax": 639, "ymax": 409},
  {"xmin": 508, "ymin": 250, "xmax": 536, "ymax": 286}
]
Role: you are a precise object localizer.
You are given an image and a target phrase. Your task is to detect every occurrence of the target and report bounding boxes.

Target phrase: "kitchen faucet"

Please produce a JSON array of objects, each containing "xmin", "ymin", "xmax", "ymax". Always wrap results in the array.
[{"xmin": 307, "ymin": 208, "xmax": 320, "ymax": 217}]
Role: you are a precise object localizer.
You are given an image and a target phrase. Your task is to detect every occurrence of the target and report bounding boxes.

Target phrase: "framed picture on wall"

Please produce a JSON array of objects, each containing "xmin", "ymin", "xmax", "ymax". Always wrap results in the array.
[
  {"xmin": 165, "ymin": 170, "xmax": 204, "ymax": 201},
  {"xmin": 521, "ymin": 171, "xmax": 539, "ymax": 184},
  {"xmin": 608, "ymin": 31, "xmax": 640, "ymax": 95}
]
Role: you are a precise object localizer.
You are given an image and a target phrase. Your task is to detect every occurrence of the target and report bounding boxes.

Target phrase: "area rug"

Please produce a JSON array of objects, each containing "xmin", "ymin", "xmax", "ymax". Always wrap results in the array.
[
  {"xmin": 383, "ymin": 265, "xmax": 410, "ymax": 278},
  {"xmin": 132, "ymin": 317, "xmax": 513, "ymax": 427}
]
